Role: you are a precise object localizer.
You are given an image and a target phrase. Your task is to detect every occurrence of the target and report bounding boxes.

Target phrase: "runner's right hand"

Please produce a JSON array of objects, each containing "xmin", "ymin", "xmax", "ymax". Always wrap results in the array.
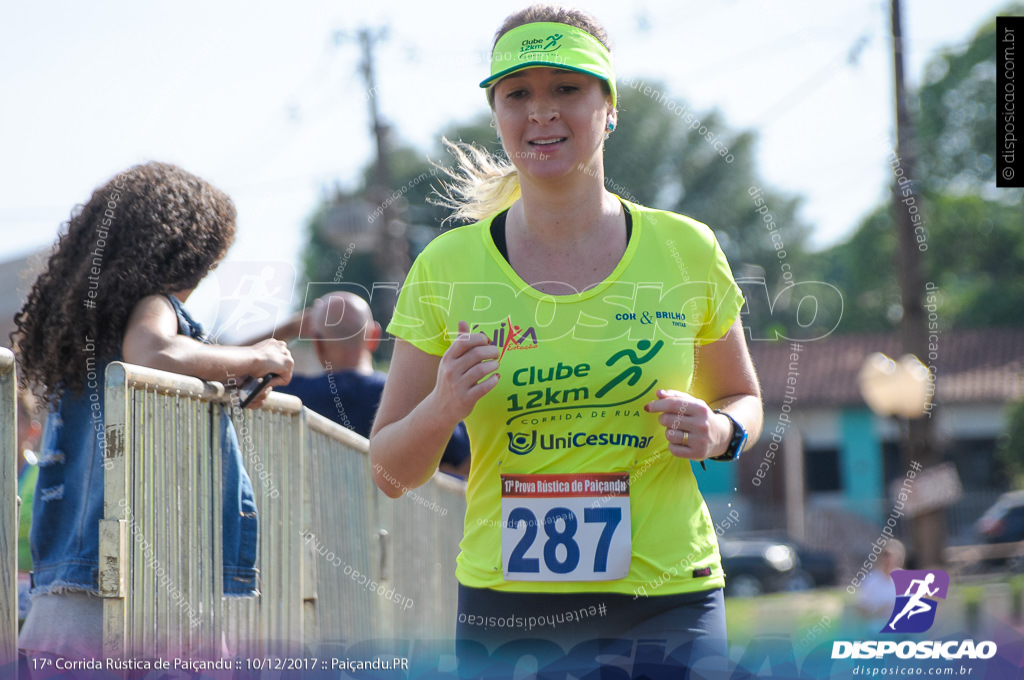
[{"xmin": 431, "ymin": 320, "xmax": 500, "ymax": 423}]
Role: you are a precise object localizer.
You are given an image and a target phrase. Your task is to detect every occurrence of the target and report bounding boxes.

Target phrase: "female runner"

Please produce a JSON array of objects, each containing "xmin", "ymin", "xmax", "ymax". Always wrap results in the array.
[{"xmin": 370, "ymin": 4, "xmax": 762, "ymax": 673}]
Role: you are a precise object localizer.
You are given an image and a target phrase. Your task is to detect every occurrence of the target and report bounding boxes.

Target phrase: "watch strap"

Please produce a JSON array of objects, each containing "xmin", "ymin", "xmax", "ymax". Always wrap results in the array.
[{"xmin": 710, "ymin": 409, "xmax": 746, "ymax": 462}]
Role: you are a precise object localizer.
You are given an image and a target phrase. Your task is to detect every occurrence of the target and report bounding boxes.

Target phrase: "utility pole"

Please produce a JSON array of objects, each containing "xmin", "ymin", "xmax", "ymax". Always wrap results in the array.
[
  {"xmin": 889, "ymin": 0, "xmax": 943, "ymax": 568},
  {"xmin": 357, "ymin": 28, "xmax": 393, "ymax": 202},
  {"xmin": 351, "ymin": 27, "xmax": 408, "ymax": 344}
]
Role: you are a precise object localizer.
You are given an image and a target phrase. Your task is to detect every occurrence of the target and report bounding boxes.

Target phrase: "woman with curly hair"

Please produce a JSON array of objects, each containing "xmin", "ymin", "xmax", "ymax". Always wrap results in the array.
[{"xmin": 13, "ymin": 162, "xmax": 293, "ymax": 659}]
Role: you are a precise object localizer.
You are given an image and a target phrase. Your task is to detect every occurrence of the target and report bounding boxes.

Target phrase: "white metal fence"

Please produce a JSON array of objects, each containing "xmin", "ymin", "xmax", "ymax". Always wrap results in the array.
[{"xmin": 92, "ymin": 360, "xmax": 466, "ymax": 659}]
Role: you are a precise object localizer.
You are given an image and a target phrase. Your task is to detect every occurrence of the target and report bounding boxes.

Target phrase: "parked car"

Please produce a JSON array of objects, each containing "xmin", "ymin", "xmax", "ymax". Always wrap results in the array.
[
  {"xmin": 782, "ymin": 537, "xmax": 839, "ymax": 589},
  {"xmin": 975, "ymin": 491, "xmax": 1024, "ymax": 570},
  {"xmin": 719, "ymin": 535, "xmax": 837, "ymax": 597},
  {"xmin": 977, "ymin": 491, "xmax": 1024, "ymax": 544}
]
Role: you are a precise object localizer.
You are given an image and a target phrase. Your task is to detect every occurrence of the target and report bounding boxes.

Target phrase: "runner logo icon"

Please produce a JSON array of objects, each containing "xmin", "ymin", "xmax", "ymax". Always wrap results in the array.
[{"xmin": 882, "ymin": 569, "xmax": 949, "ymax": 634}]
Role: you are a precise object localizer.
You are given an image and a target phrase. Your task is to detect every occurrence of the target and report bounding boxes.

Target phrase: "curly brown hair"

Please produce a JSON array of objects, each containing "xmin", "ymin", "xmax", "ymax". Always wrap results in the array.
[{"xmin": 13, "ymin": 162, "xmax": 236, "ymax": 399}]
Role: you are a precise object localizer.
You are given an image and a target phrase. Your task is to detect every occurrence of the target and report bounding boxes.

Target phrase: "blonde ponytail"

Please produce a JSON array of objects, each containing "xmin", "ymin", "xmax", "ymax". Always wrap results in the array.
[{"xmin": 431, "ymin": 138, "xmax": 521, "ymax": 224}]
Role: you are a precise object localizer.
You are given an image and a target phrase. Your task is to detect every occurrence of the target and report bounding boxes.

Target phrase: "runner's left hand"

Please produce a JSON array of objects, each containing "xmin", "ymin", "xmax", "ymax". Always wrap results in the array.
[{"xmin": 644, "ymin": 389, "xmax": 731, "ymax": 461}]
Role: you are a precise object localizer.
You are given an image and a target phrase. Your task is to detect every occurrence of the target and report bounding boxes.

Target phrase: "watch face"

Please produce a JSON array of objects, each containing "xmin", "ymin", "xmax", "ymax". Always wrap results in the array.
[{"xmin": 733, "ymin": 430, "xmax": 748, "ymax": 459}]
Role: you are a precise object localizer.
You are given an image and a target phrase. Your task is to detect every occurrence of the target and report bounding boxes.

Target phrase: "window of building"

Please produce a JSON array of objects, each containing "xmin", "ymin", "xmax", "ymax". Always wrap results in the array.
[{"xmin": 805, "ymin": 447, "xmax": 842, "ymax": 492}]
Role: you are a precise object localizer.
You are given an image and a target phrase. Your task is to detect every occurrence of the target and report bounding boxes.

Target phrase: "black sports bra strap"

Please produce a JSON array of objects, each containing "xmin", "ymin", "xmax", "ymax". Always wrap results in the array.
[{"xmin": 489, "ymin": 205, "xmax": 633, "ymax": 263}]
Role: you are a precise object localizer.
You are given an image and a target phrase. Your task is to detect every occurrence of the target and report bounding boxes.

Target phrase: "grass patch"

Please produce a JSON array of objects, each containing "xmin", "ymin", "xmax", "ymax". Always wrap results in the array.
[{"xmin": 726, "ymin": 588, "xmax": 847, "ymax": 642}]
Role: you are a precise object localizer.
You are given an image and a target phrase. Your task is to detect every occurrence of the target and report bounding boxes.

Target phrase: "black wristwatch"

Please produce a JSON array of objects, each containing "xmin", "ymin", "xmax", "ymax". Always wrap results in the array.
[{"xmin": 709, "ymin": 410, "xmax": 748, "ymax": 462}]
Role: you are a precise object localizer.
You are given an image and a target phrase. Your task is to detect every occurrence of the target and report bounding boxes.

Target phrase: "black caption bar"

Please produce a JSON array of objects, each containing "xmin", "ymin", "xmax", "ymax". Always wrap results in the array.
[{"xmin": 998, "ymin": 16, "xmax": 1023, "ymax": 188}]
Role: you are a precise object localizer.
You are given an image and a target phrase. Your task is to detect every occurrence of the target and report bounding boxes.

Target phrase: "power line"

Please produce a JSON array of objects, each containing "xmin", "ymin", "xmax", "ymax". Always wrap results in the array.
[{"xmin": 756, "ymin": 29, "xmax": 874, "ymax": 125}]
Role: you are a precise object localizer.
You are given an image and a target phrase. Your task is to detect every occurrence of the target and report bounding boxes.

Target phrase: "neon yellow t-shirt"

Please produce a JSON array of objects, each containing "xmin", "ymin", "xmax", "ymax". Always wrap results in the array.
[{"xmin": 388, "ymin": 200, "xmax": 745, "ymax": 595}]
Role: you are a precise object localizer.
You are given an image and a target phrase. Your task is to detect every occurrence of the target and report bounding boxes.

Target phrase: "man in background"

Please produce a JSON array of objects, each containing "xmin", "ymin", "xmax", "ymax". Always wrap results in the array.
[{"xmin": 276, "ymin": 292, "xmax": 470, "ymax": 477}]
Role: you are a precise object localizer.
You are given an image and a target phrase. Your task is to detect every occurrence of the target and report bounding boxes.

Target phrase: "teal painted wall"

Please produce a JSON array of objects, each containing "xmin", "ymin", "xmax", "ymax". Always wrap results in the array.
[
  {"xmin": 840, "ymin": 409, "xmax": 883, "ymax": 522},
  {"xmin": 692, "ymin": 458, "xmax": 736, "ymax": 496}
]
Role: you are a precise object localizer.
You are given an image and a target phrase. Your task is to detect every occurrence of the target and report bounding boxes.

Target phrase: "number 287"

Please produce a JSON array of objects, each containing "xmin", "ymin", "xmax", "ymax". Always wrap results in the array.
[{"xmin": 507, "ymin": 506, "xmax": 621, "ymax": 574}]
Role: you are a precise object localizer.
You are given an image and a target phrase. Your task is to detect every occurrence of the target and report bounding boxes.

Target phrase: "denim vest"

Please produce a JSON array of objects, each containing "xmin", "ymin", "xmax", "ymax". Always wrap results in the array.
[{"xmin": 30, "ymin": 296, "xmax": 259, "ymax": 596}]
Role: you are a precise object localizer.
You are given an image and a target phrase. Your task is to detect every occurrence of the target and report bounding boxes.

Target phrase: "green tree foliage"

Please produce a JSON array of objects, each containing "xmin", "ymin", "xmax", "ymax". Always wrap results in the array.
[
  {"xmin": 916, "ymin": 3, "xmax": 1024, "ymax": 194},
  {"xmin": 924, "ymin": 194, "xmax": 1024, "ymax": 327},
  {"xmin": 997, "ymin": 398, "xmax": 1024, "ymax": 482},
  {"xmin": 810, "ymin": 193, "xmax": 1024, "ymax": 332},
  {"xmin": 808, "ymin": 5, "xmax": 1024, "ymax": 334},
  {"xmin": 810, "ymin": 205, "xmax": 900, "ymax": 333}
]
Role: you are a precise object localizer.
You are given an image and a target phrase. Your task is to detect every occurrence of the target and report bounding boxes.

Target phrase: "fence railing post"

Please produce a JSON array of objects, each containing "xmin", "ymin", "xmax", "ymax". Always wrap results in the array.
[
  {"xmin": 375, "ymin": 471, "xmax": 465, "ymax": 640},
  {"xmin": 102, "ymin": 362, "xmax": 225, "ymax": 659},
  {"xmin": 302, "ymin": 410, "xmax": 378, "ymax": 653},
  {"xmin": 225, "ymin": 390, "xmax": 305, "ymax": 657},
  {"xmin": 100, "ymin": 361, "xmax": 129, "ymax": 659},
  {"xmin": 0, "ymin": 348, "xmax": 18, "ymax": 669}
]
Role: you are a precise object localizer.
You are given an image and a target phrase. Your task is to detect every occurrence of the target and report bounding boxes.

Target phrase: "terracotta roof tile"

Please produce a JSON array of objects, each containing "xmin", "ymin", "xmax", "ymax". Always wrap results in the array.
[{"xmin": 748, "ymin": 328, "xmax": 1024, "ymax": 406}]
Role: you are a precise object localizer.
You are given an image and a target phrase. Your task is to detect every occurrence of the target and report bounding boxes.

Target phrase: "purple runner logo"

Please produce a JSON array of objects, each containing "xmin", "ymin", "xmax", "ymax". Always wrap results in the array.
[{"xmin": 882, "ymin": 569, "xmax": 949, "ymax": 634}]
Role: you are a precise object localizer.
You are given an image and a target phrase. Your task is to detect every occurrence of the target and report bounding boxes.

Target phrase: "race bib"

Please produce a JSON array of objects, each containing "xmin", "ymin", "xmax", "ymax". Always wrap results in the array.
[{"xmin": 501, "ymin": 473, "xmax": 631, "ymax": 581}]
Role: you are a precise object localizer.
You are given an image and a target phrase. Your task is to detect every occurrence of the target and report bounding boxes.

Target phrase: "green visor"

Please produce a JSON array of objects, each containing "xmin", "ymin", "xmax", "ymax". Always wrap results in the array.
[{"xmin": 480, "ymin": 22, "xmax": 616, "ymax": 107}]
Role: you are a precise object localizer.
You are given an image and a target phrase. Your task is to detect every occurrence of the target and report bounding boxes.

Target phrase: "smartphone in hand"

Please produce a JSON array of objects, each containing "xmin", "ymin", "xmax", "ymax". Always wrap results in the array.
[{"xmin": 237, "ymin": 373, "xmax": 278, "ymax": 409}]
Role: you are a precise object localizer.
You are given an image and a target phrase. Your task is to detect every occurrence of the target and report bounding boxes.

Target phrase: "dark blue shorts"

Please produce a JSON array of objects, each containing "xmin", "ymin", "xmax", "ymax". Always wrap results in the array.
[{"xmin": 455, "ymin": 585, "xmax": 728, "ymax": 678}]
